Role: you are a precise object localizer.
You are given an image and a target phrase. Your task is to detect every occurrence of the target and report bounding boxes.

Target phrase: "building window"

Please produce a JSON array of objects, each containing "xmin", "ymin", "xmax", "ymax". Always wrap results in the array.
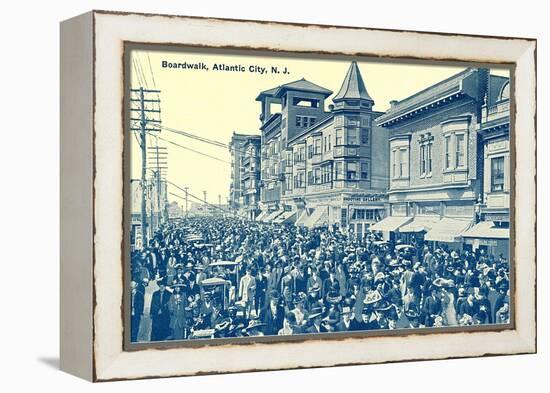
[
  {"xmin": 307, "ymin": 144, "xmax": 314, "ymax": 159},
  {"xmin": 420, "ymin": 142, "xmax": 433, "ymax": 176},
  {"xmin": 399, "ymin": 149, "xmax": 408, "ymax": 178},
  {"xmin": 420, "ymin": 145, "xmax": 426, "ymax": 176},
  {"xmin": 294, "ymin": 171, "xmax": 305, "ymax": 188},
  {"xmin": 444, "ymin": 135, "xmax": 452, "ymax": 170},
  {"xmin": 347, "ymin": 127, "xmax": 358, "ymax": 145},
  {"xmin": 296, "ymin": 115, "xmax": 316, "ymax": 128},
  {"xmin": 314, "ymin": 138, "xmax": 321, "ymax": 155},
  {"xmin": 307, "ymin": 170, "xmax": 313, "ymax": 185},
  {"xmin": 361, "ymin": 127, "xmax": 370, "ymax": 144},
  {"xmin": 335, "ymin": 162, "xmax": 343, "ymax": 180},
  {"xmin": 392, "ymin": 150, "xmax": 397, "ymax": 178},
  {"xmin": 314, "ymin": 168, "xmax": 320, "ymax": 184},
  {"xmin": 426, "ymin": 143, "xmax": 432, "ymax": 173},
  {"xmin": 321, "ymin": 165, "xmax": 332, "ymax": 184},
  {"xmin": 285, "ymin": 176, "xmax": 292, "ymax": 191},
  {"xmin": 361, "ymin": 161, "xmax": 369, "ymax": 180},
  {"xmin": 335, "ymin": 128, "xmax": 343, "ymax": 146},
  {"xmin": 456, "ymin": 134, "xmax": 465, "ymax": 167},
  {"xmin": 328, "ymin": 134, "xmax": 332, "ymax": 151},
  {"xmin": 491, "ymin": 156, "xmax": 505, "ymax": 192},
  {"xmin": 346, "ymin": 162, "xmax": 358, "ymax": 180}
]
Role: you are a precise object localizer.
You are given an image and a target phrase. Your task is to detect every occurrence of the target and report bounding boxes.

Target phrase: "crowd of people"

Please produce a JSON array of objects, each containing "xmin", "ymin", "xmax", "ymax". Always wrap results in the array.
[{"xmin": 130, "ymin": 217, "xmax": 510, "ymax": 342}]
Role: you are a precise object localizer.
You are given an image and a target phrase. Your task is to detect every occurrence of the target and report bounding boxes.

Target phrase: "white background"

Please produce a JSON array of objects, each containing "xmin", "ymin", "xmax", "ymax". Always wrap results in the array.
[{"xmin": 0, "ymin": 0, "xmax": 545, "ymax": 391}]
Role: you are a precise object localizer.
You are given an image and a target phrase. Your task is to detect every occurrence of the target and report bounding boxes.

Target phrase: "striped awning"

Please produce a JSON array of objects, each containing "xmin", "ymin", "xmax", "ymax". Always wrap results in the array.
[
  {"xmin": 424, "ymin": 218, "xmax": 472, "ymax": 242},
  {"xmin": 369, "ymin": 216, "xmax": 413, "ymax": 232},
  {"xmin": 398, "ymin": 216, "xmax": 440, "ymax": 233},
  {"xmin": 462, "ymin": 221, "xmax": 509, "ymax": 239}
]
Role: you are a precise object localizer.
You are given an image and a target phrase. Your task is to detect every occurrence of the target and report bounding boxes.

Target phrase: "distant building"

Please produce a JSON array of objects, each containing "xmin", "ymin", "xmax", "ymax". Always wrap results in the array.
[
  {"xmin": 372, "ymin": 68, "xmax": 509, "ymax": 255},
  {"xmin": 167, "ymin": 200, "xmax": 183, "ymax": 219},
  {"xmin": 229, "ymin": 132, "xmax": 259, "ymax": 216},
  {"xmin": 255, "ymin": 62, "xmax": 389, "ymax": 237},
  {"xmin": 462, "ymin": 77, "xmax": 510, "ymax": 258},
  {"xmin": 240, "ymin": 135, "xmax": 262, "ymax": 220},
  {"xmin": 187, "ymin": 201, "xmax": 229, "ymax": 217}
]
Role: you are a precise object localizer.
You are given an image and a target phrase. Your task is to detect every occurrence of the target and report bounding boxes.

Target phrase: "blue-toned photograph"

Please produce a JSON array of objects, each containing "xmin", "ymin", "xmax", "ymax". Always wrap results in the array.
[{"xmin": 128, "ymin": 48, "xmax": 511, "ymax": 343}]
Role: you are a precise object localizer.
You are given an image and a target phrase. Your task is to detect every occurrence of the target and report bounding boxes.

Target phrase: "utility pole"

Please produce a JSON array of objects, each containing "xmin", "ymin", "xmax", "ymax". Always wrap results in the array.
[
  {"xmin": 218, "ymin": 194, "xmax": 222, "ymax": 217},
  {"xmin": 139, "ymin": 87, "xmax": 148, "ymax": 247},
  {"xmin": 130, "ymin": 86, "xmax": 161, "ymax": 248},
  {"xmin": 184, "ymin": 187, "xmax": 189, "ymax": 218}
]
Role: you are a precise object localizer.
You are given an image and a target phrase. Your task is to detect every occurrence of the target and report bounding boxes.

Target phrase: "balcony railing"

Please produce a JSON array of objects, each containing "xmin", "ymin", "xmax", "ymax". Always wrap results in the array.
[
  {"xmin": 333, "ymin": 146, "xmax": 359, "ymax": 158},
  {"xmin": 482, "ymin": 100, "xmax": 510, "ymax": 124}
]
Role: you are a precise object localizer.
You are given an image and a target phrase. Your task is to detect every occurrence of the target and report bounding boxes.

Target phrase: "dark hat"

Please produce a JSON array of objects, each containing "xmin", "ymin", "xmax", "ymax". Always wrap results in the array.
[
  {"xmin": 269, "ymin": 289, "xmax": 280, "ymax": 299},
  {"xmin": 243, "ymin": 319, "xmax": 266, "ymax": 331},
  {"xmin": 405, "ymin": 309, "xmax": 419, "ymax": 319},
  {"xmin": 308, "ymin": 307, "xmax": 324, "ymax": 320}
]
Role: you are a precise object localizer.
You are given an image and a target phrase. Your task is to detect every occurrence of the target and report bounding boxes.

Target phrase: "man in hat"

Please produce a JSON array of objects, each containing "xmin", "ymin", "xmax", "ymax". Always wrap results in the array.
[
  {"xmin": 335, "ymin": 306, "xmax": 359, "ymax": 332},
  {"xmin": 422, "ymin": 287, "xmax": 443, "ymax": 327},
  {"xmin": 238, "ymin": 266, "xmax": 256, "ymax": 318},
  {"xmin": 167, "ymin": 284, "xmax": 188, "ymax": 340},
  {"xmin": 278, "ymin": 312, "xmax": 300, "ymax": 335},
  {"xmin": 130, "ymin": 280, "xmax": 145, "ymax": 342},
  {"xmin": 305, "ymin": 307, "xmax": 325, "ymax": 334},
  {"xmin": 322, "ymin": 270, "xmax": 340, "ymax": 298},
  {"xmin": 307, "ymin": 268, "xmax": 323, "ymax": 294},
  {"xmin": 254, "ymin": 266, "xmax": 268, "ymax": 317},
  {"xmin": 356, "ymin": 304, "xmax": 380, "ymax": 331},
  {"xmin": 150, "ymin": 279, "xmax": 172, "ymax": 341},
  {"xmin": 260, "ymin": 290, "xmax": 285, "ymax": 336},
  {"xmin": 306, "ymin": 283, "xmax": 324, "ymax": 312}
]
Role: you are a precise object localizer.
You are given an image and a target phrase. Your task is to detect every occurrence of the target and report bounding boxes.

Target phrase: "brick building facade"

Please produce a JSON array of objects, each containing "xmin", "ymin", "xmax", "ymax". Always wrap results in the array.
[{"xmin": 372, "ymin": 68, "xmax": 509, "ymax": 256}]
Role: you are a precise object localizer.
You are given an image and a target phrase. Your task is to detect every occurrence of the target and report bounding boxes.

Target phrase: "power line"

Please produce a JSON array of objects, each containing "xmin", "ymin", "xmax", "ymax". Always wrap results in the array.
[
  {"xmin": 167, "ymin": 181, "xmax": 247, "ymax": 218},
  {"xmin": 157, "ymin": 135, "xmax": 231, "ymax": 164},
  {"xmin": 151, "ymin": 123, "xmax": 279, "ymax": 164}
]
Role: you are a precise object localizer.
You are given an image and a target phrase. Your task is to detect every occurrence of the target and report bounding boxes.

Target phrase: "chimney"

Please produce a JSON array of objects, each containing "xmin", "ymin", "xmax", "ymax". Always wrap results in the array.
[{"xmin": 389, "ymin": 100, "xmax": 399, "ymax": 109}]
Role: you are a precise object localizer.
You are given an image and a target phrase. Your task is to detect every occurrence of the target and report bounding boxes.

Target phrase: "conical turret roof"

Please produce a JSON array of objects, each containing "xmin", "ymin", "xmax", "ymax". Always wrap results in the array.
[{"xmin": 333, "ymin": 61, "xmax": 373, "ymax": 102}]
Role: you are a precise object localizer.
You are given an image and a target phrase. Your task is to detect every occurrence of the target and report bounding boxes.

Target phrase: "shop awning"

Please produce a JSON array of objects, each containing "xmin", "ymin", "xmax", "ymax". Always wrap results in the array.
[
  {"xmin": 273, "ymin": 210, "xmax": 297, "ymax": 224},
  {"xmin": 398, "ymin": 216, "xmax": 440, "ymax": 233},
  {"xmin": 424, "ymin": 217, "xmax": 472, "ymax": 242},
  {"xmin": 303, "ymin": 206, "xmax": 329, "ymax": 229},
  {"xmin": 295, "ymin": 209, "xmax": 309, "ymax": 226},
  {"xmin": 255, "ymin": 210, "xmax": 268, "ymax": 222},
  {"xmin": 263, "ymin": 209, "xmax": 284, "ymax": 223},
  {"xmin": 462, "ymin": 221, "xmax": 509, "ymax": 239},
  {"xmin": 369, "ymin": 216, "xmax": 413, "ymax": 232}
]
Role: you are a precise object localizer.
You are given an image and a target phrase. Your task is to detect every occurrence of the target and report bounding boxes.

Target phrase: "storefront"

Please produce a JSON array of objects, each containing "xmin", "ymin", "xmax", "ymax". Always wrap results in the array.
[{"xmin": 462, "ymin": 221, "xmax": 510, "ymax": 259}]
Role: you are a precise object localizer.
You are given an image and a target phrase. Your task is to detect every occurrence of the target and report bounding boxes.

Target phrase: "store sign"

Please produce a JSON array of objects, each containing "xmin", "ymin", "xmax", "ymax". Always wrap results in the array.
[
  {"xmin": 485, "ymin": 213, "xmax": 509, "ymax": 222},
  {"xmin": 343, "ymin": 193, "xmax": 385, "ymax": 203}
]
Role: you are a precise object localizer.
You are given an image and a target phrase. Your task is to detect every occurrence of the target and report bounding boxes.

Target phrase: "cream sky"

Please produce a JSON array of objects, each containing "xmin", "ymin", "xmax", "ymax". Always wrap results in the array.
[{"xmin": 129, "ymin": 48, "xmax": 509, "ymax": 208}]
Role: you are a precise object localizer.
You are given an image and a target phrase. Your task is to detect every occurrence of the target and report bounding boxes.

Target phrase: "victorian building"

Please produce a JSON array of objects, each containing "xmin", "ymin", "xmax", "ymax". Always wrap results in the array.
[
  {"xmin": 229, "ymin": 132, "xmax": 260, "ymax": 216},
  {"xmin": 240, "ymin": 135, "xmax": 262, "ymax": 220},
  {"xmin": 372, "ymin": 68, "xmax": 510, "ymax": 254},
  {"xmin": 462, "ymin": 77, "xmax": 510, "ymax": 258},
  {"xmin": 256, "ymin": 62, "xmax": 389, "ymax": 236}
]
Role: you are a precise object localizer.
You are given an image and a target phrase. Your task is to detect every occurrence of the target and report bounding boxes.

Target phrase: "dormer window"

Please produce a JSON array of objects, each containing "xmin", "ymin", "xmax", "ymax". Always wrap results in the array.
[
  {"xmin": 292, "ymin": 97, "xmax": 319, "ymax": 108},
  {"xmin": 296, "ymin": 115, "xmax": 316, "ymax": 128}
]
